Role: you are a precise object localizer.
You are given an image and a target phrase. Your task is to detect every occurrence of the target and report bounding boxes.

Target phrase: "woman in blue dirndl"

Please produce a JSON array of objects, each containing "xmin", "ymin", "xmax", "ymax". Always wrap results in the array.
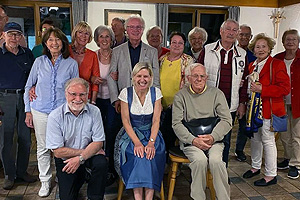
[{"xmin": 114, "ymin": 62, "xmax": 165, "ymax": 200}]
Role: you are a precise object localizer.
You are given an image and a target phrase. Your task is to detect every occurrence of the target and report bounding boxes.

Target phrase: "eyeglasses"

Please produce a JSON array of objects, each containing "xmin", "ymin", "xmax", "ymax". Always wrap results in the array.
[
  {"xmin": 68, "ymin": 91, "xmax": 88, "ymax": 98},
  {"xmin": 285, "ymin": 38, "xmax": 298, "ymax": 43},
  {"xmin": 0, "ymin": 15, "xmax": 7, "ymax": 20},
  {"xmin": 127, "ymin": 25, "xmax": 143, "ymax": 30},
  {"xmin": 190, "ymin": 74, "xmax": 207, "ymax": 80},
  {"xmin": 171, "ymin": 41, "xmax": 184, "ymax": 46},
  {"xmin": 239, "ymin": 33, "xmax": 252, "ymax": 38},
  {"xmin": 42, "ymin": 27, "xmax": 49, "ymax": 33},
  {"xmin": 6, "ymin": 32, "xmax": 22, "ymax": 38}
]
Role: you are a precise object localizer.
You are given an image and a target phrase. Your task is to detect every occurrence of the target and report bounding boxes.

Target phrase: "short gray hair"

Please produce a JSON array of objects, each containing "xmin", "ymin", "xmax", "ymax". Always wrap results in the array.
[
  {"xmin": 65, "ymin": 78, "xmax": 89, "ymax": 93},
  {"xmin": 220, "ymin": 19, "xmax": 239, "ymax": 30},
  {"xmin": 146, "ymin": 26, "xmax": 163, "ymax": 39},
  {"xmin": 125, "ymin": 14, "xmax": 145, "ymax": 29},
  {"xmin": 188, "ymin": 27, "xmax": 208, "ymax": 44},
  {"xmin": 239, "ymin": 24, "xmax": 252, "ymax": 34},
  {"xmin": 131, "ymin": 62, "xmax": 153, "ymax": 87},
  {"xmin": 185, "ymin": 63, "xmax": 207, "ymax": 77},
  {"xmin": 94, "ymin": 25, "xmax": 115, "ymax": 47}
]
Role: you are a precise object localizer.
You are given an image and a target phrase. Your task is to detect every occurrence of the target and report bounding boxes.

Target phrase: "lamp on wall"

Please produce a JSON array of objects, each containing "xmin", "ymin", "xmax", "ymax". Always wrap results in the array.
[{"xmin": 269, "ymin": 9, "xmax": 286, "ymax": 38}]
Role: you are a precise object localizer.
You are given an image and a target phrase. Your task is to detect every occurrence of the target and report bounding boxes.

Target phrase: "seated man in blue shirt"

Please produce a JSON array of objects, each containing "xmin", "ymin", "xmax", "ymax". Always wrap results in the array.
[{"xmin": 46, "ymin": 78, "xmax": 108, "ymax": 200}]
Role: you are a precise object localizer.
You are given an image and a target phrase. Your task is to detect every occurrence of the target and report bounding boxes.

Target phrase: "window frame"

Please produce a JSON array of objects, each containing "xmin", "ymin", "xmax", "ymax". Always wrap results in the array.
[{"xmin": 1, "ymin": 0, "xmax": 72, "ymax": 45}]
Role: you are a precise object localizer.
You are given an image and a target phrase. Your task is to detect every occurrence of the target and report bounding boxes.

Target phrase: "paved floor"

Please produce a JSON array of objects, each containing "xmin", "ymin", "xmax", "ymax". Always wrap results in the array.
[{"xmin": 0, "ymin": 125, "xmax": 299, "ymax": 200}]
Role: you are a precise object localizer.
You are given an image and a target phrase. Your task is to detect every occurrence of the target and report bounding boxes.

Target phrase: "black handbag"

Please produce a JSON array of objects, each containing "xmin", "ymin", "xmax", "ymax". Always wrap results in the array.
[{"xmin": 182, "ymin": 117, "xmax": 220, "ymax": 137}]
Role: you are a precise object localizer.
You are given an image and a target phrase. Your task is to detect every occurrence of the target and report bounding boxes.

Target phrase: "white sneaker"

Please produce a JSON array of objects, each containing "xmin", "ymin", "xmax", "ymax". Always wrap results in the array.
[{"xmin": 38, "ymin": 181, "xmax": 50, "ymax": 197}]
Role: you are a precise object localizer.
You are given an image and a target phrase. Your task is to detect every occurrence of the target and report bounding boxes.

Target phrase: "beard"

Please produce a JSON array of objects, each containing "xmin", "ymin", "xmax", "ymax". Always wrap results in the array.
[{"xmin": 68, "ymin": 100, "xmax": 86, "ymax": 114}]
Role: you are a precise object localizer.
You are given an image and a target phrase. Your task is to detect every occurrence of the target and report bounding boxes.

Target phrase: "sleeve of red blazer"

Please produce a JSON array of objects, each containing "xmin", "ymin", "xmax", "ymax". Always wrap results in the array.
[
  {"xmin": 261, "ymin": 60, "xmax": 290, "ymax": 98},
  {"xmin": 91, "ymin": 52, "xmax": 100, "ymax": 92}
]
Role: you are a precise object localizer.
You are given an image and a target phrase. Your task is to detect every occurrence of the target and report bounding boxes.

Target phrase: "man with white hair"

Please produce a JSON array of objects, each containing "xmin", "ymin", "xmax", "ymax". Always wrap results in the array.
[
  {"xmin": 108, "ymin": 14, "xmax": 159, "ymax": 114},
  {"xmin": 46, "ymin": 78, "xmax": 108, "ymax": 200},
  {"xmin": 0, "ymin": 22, "xmax": 36, "ymax": 190},
  {"xmin": 198, "ymin": 19, "xmax": 248, "ymax": 169},
  {"xmin": 172, "ymin": 63, "xmax": 232, "ymax": 200}
]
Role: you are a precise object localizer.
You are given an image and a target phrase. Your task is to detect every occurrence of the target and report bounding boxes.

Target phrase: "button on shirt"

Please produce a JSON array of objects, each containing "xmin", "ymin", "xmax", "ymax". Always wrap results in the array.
[
  {"xmin": 0, "ymin": 44, "xmax": 34, "ymax": 89},
  {"xmin": 46, "ymin": 103, "xmax": 105, "ymax": 153},
  {"xmin": 24, "ymin": 55, "xmax": 79, "ymax": 113}
]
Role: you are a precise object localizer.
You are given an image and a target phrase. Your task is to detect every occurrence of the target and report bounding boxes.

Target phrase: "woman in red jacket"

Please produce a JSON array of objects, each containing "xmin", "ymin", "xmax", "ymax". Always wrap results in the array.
[
  {"xmin": 275, "ymin": 29, "xmax": 300, "ymax": 179},
  {"xmin": 243, "ymin": 33, "xmax": 290, "ymax": 186}
]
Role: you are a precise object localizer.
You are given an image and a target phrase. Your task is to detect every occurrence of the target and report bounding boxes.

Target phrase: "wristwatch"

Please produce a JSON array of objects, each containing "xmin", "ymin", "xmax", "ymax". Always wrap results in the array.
[
  {"xmin": 149, "ymin": 138, "xmax": 155, "ymax": 142},
  {"xmin": 79, "ymin": 155, "xmax": 85, "ymax": 165}
]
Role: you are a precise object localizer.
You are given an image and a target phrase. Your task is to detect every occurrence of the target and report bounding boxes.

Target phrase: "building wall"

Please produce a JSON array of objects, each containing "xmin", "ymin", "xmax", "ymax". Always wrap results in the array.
[
  {"xmin": 239, "ymin": 6, "xmax": 279, "ymax": 55},
  {"xmin": 277, "ymin": 3, "xmax": 300, "ymax": 53},
  {"xmin": 87, "ymin": 1, "xmax": 156, "ymax": 50},
  {"xmin": 87, "ymin": 2, "xmax": 300, "ymax": 54}
]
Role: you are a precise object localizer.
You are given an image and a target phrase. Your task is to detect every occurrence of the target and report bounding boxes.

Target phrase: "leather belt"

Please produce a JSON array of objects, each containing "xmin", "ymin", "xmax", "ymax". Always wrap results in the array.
[{"xmin": 0, "ymin": 89, "xmax": 25, "ymax": 94}]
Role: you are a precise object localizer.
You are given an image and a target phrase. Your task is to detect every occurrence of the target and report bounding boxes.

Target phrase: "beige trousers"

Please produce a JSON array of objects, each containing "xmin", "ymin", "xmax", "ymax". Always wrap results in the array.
[
  {"xmin": 182, "ymin": 143, "xmax": 230, "ymax": 200},
  {"xmin": 281, "ymin": 105, "xmax": 300, "ymax": 168}
]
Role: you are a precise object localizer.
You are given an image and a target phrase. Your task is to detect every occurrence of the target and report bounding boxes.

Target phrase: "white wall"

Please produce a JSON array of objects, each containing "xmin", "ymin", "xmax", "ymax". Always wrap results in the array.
[
  {"xmin": 239, "ymin": 6, "xmax": 279, "ymax": 55},
  {"xmin": 87, "ymin": 1, "xmax": 156, "ymax": 50},
  {"xmin": 277, "ymin": 3, "xmax": 300, "ymax": 53}
]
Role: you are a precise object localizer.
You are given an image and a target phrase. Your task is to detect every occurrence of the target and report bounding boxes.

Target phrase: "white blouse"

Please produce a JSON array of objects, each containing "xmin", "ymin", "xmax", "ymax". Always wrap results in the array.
[{"xmin": 118, "ymin": 87, "xmax": 162, "ymax": 115}]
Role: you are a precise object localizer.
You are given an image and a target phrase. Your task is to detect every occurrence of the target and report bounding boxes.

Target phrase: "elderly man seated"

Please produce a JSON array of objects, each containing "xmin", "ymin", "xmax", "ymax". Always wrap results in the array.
[{"xmin": 172, "ymin": 63, "xmax": 232, "ymax": 200}]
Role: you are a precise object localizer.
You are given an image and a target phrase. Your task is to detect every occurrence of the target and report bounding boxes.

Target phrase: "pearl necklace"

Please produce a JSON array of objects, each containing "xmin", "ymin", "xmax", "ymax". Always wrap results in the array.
[{"xmin": 99, "ymin": 49, "xmax": 111, "ymax": 60}]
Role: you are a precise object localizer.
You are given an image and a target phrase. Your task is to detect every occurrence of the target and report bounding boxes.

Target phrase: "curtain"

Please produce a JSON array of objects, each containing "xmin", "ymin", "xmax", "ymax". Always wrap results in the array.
[
  {"xmin": 156, "ymin": 3, "xmax": 169, "ymax": 47},
  {"xmin": 72, "ymin": 0, "xmax": 88, "ymax": 26},
  {"xmin": 228, "ymin": 6, "xmax": 240, "ymax": 22}
]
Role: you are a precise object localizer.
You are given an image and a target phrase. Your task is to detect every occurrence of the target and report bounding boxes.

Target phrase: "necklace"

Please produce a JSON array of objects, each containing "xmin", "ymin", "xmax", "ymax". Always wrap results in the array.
[
  {"xmin": 71, "ymin": 45, "xmax": 86, "ymax": 55},
  {"xmin": 99, "ymin": 49, "xmax": 111, "ymax": 60},
  {"xmin": 168, "ymin": 55, "xmax": 180, "ymax": 67}
]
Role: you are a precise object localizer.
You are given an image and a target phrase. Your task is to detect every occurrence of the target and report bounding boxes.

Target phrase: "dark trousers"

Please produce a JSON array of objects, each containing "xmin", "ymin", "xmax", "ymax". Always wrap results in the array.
[
  {"xmin": 55, "ymin": 155, "xmax": 108, "ymax": 200},
  {"xmin": 0, "ymin": 93, "xmax": 31, "ymax": 180},
  {"xmin": 235, "ymin": 115, "xmax": 248, "ymax": 152},
  {"xmin": 160, "ymin": 108, "xmax": 177, "ymax": 158},
  {"xmin": 96, "ymin": 98, "xmax": 119, "ymax": 175},
  {"xmin": 222, "ymin": 112, "xmax": 236, "ymax": 167}
]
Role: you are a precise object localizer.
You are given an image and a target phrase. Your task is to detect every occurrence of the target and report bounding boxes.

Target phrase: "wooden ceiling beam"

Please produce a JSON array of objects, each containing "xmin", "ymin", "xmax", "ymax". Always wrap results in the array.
[{"xmin": 93, "ymin": 0, "xmax": 278, "ymax": 7}]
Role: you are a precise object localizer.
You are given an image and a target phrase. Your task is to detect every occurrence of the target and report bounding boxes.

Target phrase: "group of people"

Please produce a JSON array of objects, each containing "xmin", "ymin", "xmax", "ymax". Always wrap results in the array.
[{"xmin": 0, "ymin": 3, "xmax": 299, "ymax": 200}]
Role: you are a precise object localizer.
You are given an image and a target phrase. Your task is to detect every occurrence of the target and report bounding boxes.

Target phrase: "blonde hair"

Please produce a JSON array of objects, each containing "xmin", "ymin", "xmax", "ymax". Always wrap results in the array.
[
  {"xmin": 71, "ymin": 21, "xmax": 93, "ymax": 45},
  {"xmin": 131, "ymin": 62, "xmax": 153, "ymax": 87}
]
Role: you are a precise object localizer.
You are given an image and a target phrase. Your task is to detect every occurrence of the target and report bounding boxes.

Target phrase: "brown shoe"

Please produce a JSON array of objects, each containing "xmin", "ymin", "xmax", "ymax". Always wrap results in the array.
[
  {"xmin": 17, "ymin": 172, "xmax": 38, "ymax": 183},
  {"xmin": 3, "ymin": 179, "xmax": 14, "ymax": 190}
]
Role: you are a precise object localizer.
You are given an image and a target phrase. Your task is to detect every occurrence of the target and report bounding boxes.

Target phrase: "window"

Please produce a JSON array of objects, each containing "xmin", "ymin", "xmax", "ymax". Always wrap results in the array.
[
  {"xmin": 2, "ymin": 1, "xmax": 72, "ymax": 50},
  {"xmin": 168, "ymin": 6, "xmax": 228, "ymax": 48}
]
